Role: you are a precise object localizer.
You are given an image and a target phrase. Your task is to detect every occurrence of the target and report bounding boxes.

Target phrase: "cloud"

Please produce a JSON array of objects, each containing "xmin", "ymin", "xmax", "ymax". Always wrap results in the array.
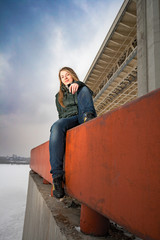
[
  {"xmin": 0, "ymin": 53, "xmax": 12, "ymax": 79},
  {"xmin": 0, "ymin": 0, "xmax": 123, "ymax": 156},
  {"xmin": 0, "ymin": 53, "xmax": 17, "ymax": 114}
]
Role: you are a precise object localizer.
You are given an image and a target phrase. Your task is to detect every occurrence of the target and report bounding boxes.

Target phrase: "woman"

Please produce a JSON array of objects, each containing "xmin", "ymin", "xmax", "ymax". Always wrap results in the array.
[{"xmin": 49, "ymin": 67, "xmax": 96, "ymax": 198}]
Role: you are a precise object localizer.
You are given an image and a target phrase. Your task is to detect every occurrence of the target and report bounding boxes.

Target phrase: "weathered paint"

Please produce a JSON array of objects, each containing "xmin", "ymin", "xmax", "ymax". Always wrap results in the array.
[
  {"xmin": 30, "ymin": 141, "xmax": 52, "ymax": 184},
  {"xmin": 65, "ymin": 88, "xmax": 160, "ymax": 240},
  {"xmin": 30, "ymin": 88, "xmax": 160, "ymax": 240}
]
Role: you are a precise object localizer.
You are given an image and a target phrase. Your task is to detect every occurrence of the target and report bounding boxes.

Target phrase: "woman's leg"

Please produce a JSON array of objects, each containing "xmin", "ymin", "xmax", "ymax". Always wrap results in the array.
[
  {"xmin": 77, "ymin": 86, "xmax": 97, "ymax": 124},
  {"xmin": 49, "ymin": 115, "xmax": 79, "ymax": 198},
  {"xmin": 49, "ymin": 115, "xmax": 79, "ymax": 180}
]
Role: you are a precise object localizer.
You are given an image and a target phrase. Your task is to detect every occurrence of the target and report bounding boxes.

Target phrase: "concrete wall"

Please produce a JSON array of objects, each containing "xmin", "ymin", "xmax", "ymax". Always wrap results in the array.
[
  {"xmin": 23, "ymin": 172, "xmax": 68, "ymax": 240},
  {"xmin": 137, "ymin": 0, "xmax": 160, "ymax": 96}
]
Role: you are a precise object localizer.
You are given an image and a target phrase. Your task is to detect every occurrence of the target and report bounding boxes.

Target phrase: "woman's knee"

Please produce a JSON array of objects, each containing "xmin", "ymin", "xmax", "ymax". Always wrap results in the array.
[
  {"xmin": 50, "ymin": 119, "xmax": 63, "ymax": 132},
  {"xmin": 77, "ymin": 86, "xmax": 91, "ymax": 101},
  {"xmin": 50, "ymin": 118, "xmax": 68, "ymax": 135},
  {"xmin": 78, "ymin": 86, "xmax": 89, "ymax": 95}
]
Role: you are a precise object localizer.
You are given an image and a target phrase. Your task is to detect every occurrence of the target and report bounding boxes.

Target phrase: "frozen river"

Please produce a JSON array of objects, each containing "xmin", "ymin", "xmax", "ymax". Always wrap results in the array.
[{"xmin": 0, "ymin": 164, "xmax": 30, "ymax": 240}]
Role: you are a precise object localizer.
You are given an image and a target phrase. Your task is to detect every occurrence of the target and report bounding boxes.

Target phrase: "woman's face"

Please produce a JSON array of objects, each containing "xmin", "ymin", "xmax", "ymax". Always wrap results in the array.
[{"xmin": 60, "ymin": 70, "xmax": 73, "ymax": 86}]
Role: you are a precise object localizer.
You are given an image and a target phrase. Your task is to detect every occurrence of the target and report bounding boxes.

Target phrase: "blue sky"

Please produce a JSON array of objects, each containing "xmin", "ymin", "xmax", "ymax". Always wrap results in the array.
[{"xmin": 0, "ymin": 0, "xmax": 123, "ymax": 157}]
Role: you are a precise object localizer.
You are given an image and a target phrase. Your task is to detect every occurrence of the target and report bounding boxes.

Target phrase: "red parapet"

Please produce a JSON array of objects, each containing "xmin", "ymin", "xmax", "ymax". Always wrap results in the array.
[
  {"xmin": 65, "ymin": 88, "xmax": 160, "ymax": 240},
  {"xmin": 29, "ymin": 88, "xmax": 160, "ymax": 239},
  {"xmin": 30, "ymin": 141, "xmax": 52, "ymax": 184}
]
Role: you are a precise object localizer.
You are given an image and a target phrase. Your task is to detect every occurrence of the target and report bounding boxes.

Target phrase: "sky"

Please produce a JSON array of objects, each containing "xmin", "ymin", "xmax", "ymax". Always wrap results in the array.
[{"xmin": 0, "ymin": 0, "xmax": 123, "ymax": 157}]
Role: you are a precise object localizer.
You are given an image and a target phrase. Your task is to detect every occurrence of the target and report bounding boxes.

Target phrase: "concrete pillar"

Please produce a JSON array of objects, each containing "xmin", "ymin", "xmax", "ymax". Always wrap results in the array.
[{"xmin": 137, "ymin": 0, "xmax": 160, "ymax": 97}]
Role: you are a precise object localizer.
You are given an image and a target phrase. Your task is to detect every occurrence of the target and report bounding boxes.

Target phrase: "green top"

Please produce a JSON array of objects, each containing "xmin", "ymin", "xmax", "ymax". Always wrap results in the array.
[{"xmin": 55, "ymin": 81, "xmax": 92, "ymax": 119}]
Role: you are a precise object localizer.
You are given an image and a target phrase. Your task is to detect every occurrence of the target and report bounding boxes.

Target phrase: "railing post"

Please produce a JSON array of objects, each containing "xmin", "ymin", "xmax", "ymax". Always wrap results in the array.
[{"xmin": 80, "ymin": 204, "xmax": 110, "ymax": 236}]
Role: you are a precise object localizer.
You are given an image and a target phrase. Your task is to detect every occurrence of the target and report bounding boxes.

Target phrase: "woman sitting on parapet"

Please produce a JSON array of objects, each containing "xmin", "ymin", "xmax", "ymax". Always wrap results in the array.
[{"xmin": 49, "ymin": 67, "xmax": 96, "ymax": 198}]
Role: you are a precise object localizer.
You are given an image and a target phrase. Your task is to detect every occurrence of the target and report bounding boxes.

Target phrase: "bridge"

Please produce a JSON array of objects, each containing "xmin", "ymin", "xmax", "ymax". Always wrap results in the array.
[{"xmin": 27, "ymin": 88, "xmax": 160, "ymax": 240}]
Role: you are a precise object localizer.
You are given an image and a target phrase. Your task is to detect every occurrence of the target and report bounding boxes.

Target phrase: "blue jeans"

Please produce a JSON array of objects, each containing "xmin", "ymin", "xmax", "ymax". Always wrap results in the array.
[{"xmin": 49, "ymin": 86, "xmax": 96, "ymax": 180}]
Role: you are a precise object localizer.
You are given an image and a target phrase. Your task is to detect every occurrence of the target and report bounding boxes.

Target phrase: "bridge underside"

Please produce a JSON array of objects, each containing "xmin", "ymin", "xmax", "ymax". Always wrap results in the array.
[{"xmin": 84, "ymin": 0, "xmax": 137, "ymax": 116}]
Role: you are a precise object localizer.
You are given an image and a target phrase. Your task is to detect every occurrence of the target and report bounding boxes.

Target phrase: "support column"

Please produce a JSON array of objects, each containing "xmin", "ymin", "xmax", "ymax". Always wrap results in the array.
[
  {"xmin": 80, "ymin": 204, "xmax": 110, "ymax": 236},
  {"xmin": 43, "ymin": 178, "xmax": 50, "ymax": 184},
  {"xmin": 137, "ymin": 0, "xmax": 160, "ymax": 97}
]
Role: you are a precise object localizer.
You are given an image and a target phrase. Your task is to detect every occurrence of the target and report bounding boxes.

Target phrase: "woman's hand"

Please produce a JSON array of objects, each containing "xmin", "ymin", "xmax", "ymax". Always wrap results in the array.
[{"xmin": 69, "ymin": 83, "xmax": 79, "ymax": 94}]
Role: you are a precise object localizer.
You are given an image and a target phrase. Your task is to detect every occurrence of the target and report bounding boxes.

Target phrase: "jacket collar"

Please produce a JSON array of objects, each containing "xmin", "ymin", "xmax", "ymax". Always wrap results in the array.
[{"xmin": 61, "ymin": 81, "xmax": 75, "ymax": 93}]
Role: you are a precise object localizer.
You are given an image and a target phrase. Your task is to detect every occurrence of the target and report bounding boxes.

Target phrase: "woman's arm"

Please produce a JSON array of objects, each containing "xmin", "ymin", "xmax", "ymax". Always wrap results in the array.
[
  {"xmin": 69, "ymin": 81, "xmax": 93, "ymax": 95},
  {"xmin": 69, "ymin": 83, "xmax": 79, "ymax": 94},
  {"xmin": 55, "ymin": 94, "xmax": 62, "ymax": 119}
]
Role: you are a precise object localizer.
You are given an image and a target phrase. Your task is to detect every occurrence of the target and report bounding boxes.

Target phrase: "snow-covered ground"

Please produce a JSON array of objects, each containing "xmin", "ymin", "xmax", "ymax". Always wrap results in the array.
[{"xmin": 0, "ymin": 165, "xmax": 29, "ymax": 240}]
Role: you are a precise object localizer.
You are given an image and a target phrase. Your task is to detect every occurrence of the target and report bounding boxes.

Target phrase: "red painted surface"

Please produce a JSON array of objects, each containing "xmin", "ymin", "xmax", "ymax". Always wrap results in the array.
[
  {"xmin": 30, "ymin": 141, "xmax": 52, "ymax": 184},
  {"xmin": 65, "ymin": 88, "xmax": 160, "ymax": 240},
  {"xmin": 80, "ymin": 204, "xmax": 109, "ymax": 236},
  {"xmin": 30, "ymin": 88, "xmax": 160, "ymax": 240},
  {"xmin": 43, "ymin": 178, "xmax": 50, "ymax": 184}
]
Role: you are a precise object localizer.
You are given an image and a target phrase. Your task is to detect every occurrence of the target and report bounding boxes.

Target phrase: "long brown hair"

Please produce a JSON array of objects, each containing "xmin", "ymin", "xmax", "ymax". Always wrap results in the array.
[{"xmin": 58, "ymin": 67, "xmax": 79, "ymax": 107}]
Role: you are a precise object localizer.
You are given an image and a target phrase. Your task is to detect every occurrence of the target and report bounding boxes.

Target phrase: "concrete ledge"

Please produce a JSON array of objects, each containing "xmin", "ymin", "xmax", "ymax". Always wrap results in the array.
[
  {"xmin": 23, "ymin": 171, "xmax": 81, "ymax": 240},
  {"xmin": 23, "ymin": 171, "xmax": 138, "ymax": 240}
]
